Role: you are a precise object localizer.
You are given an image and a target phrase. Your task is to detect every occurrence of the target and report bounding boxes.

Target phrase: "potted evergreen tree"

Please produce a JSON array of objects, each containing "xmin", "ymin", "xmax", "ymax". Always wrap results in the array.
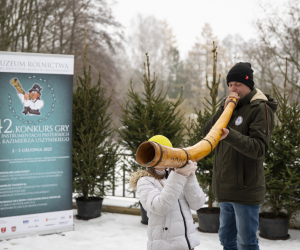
[
  {"xmin": 117, "ymin": 53, "xmax": 186, "ymax": 224},
  {"xmin": 186, "ymin": 42, "xmax": 222, "ymax": 233},
  {"xmin": 72, "ymin": 35, "xmax": 119, "ymax": 220},
  {"xmin": 259, "ymin": 61, "xmax": 300, "ymax": 240}
]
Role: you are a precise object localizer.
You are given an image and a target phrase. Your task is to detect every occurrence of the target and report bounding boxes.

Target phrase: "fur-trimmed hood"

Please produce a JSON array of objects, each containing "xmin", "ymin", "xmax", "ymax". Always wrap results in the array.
[
  {"xmin": 129, "ymin": 170, "xmax": 152, "ymax": 191},
  {"xmin": 251, "ymin": 88, "xmax": 278, "ymax": 113},
  {"xmin": 250, "ymin": 88, "xmax": 268, "ymax": 102}
]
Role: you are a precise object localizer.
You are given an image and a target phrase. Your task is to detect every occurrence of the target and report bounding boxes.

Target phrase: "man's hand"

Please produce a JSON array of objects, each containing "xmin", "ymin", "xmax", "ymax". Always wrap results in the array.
[
  {"xmin": 24, "ymin": 93, "xmax": 29, "ymax": 100},
  {"xmin": 220, "ymin": 128, "xmax": 229, "ymax": 140},
  {"xmin": 224, "ymin": 92, "xmax": 240, "ymax": 109}
]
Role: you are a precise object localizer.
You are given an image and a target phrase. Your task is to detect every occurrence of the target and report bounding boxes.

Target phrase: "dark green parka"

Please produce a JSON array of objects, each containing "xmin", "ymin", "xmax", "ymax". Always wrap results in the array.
[{"xmin": 203, "ymin": 88, "xmax": 277, "ymax": 205}]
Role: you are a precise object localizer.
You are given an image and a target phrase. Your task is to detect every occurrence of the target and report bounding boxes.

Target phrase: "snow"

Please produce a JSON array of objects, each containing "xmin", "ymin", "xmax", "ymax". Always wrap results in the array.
[{"xmin": 1, "ymin": 196, "xmax": 300, "ymax": 250}]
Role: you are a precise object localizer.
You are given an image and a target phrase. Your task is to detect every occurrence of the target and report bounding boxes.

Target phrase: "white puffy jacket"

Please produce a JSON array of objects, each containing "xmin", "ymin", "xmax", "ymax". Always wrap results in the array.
[{"xmin": 130, "ymin": 170, "xmax": 206, "ymax": 250}]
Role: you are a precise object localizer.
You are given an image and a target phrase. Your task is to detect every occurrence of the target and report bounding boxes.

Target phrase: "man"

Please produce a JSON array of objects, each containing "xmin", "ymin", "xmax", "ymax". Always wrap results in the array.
[
  {"xmin": 203, "ymin": 62, "xmax": 277, "ymax": 250},
  {"xmin": 17, "ymin": 83, "xmax": 44, "ymax": 115}
]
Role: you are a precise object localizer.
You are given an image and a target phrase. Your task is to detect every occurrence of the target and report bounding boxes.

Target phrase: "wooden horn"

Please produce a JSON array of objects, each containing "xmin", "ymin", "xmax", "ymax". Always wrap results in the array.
[{"xmin": 136, "ymin": 98, "xmax": 236, "ymax": 168}]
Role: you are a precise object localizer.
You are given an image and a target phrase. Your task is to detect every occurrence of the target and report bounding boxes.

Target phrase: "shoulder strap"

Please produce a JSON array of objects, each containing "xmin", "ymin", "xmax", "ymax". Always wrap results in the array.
[{"xmin": 265, "ymin": 103, "xmax": 270, "ymax": 135}]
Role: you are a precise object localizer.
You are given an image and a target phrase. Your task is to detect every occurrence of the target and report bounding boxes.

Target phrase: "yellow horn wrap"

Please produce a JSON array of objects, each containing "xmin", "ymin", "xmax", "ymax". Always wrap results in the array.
[{"xmin": 136, "ymin": 98, "xmax": 236, "ymax": 168}]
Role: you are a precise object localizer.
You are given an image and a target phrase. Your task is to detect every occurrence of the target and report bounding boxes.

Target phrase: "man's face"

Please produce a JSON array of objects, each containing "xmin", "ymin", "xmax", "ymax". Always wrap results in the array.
[
  {"xmin": 228, "ymin": 81, "xmax": 251, "ymax": 100},
  {"xmin": 29, "ymin": 91, "xmax": 40, "ymax": 100}
]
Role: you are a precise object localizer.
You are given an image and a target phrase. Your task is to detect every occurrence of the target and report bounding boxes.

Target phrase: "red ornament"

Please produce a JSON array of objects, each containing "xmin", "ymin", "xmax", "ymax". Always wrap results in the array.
[{"xmin": 245, "ymin": 75, "xmax": 249, "ymax": 80}]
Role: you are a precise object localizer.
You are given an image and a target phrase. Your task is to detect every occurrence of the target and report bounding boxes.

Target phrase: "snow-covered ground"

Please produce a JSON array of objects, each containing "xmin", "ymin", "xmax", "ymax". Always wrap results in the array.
[
  {"xmin": 1, "ymin": 209, "xmax": 300, "ymax": 250},
  {"xmin": 1, "ymin": 196, "xmax": 300, "ymax": 250}
]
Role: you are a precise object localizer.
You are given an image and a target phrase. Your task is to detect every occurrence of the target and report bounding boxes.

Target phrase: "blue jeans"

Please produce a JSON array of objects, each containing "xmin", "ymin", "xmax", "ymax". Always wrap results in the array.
[{"xmin": 219, "ymin": 202, "xmax": 260, "ymax": 250}]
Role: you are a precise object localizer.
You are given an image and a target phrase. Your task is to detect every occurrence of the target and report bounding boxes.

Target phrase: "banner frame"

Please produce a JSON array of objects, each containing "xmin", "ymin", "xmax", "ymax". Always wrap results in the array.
[{"xmin": 0, "ymin": 51, "xmax": 75, "ymax": 239}]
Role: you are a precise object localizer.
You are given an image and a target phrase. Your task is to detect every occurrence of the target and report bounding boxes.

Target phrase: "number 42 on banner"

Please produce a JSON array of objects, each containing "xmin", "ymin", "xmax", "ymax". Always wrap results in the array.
[{"xmin": 0, "ymin": 119, "xmax": 13, "ymax": 134}]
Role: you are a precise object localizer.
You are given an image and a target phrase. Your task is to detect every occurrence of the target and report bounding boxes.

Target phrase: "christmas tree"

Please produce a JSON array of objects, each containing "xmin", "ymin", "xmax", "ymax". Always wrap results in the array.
[
  {"xmin": 263, "ymin": 59, "xmax": 300, "ymax": 219},
  {"xmin": 72, "ymin": 33, "xmax": 119, "ymax": 201},
  {"xmin": 186, "ymin": 42, "xmax": 223, "ymax": 209},
  {"xmin": 117, "ymin": 53, "xmax": 186, "ymax": 179}
]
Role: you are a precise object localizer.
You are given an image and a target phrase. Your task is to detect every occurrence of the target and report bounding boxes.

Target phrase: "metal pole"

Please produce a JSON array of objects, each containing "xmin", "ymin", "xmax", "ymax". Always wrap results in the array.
[
  {"xmin": 123, "ymin": 166, "xmax": 125, "ymax": 197},
  {"xmin": 112, "ymin": 163, "xmax": 115, "ymax": 196}
]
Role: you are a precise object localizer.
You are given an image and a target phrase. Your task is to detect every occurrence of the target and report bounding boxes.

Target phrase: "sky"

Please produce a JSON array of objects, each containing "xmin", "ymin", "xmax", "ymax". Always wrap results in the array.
[{"xmin": 113, "ymin": 0, "xmax": 288, "ymax": 58}]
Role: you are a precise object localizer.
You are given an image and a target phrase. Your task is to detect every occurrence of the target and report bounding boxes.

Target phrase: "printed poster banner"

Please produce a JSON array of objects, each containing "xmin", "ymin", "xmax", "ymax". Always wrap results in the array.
[{"xmin": 0, "ymin": 51, "xmax": 74, "ymax": 237}]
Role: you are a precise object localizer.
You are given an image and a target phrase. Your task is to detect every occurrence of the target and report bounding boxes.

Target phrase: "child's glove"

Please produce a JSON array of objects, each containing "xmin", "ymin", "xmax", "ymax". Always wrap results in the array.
[{"xmin": 175, "ymin": 160, "xmax": 197, "ymax": 177}]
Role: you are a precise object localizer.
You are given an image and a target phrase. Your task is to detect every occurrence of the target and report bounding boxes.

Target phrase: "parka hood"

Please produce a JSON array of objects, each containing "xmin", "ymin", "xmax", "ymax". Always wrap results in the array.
[
  {"xmin": 129, "ymin": 170, "xmax": 152, "ymax": 191},
  {"xmin": 250, "ymin": 88, "xmax": 268, "ymax": 102},
  {"xmin": 251, "ymin": 88, "xmax": 278, "ymax": 113}
]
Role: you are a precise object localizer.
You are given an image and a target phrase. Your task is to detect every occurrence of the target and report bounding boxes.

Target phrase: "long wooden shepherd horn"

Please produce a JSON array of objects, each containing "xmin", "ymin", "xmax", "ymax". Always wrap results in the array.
[{"xmin": 136, "ymin": 98, "xmax": 236, "ymax": 169}]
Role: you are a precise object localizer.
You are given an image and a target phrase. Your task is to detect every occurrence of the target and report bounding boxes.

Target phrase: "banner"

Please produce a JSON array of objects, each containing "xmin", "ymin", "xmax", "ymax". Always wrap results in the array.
[{"xmin": 0, "ymin": 52, "xmax": 74, "ymax": 239}]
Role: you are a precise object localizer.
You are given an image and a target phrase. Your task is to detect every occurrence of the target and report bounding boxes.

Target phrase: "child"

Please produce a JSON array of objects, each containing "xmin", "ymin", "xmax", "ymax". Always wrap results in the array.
[{"xmin": 130, "ymin": 135, "xmax": 206, "ymax": 250}]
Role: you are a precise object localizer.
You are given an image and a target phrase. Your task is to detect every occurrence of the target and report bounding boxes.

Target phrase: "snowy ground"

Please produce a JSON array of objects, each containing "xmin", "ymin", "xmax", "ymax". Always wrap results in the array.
[
  {"xmin": 1, "ymin": 196, "xmax": 300, "ymax": 250},
  {"xmin": 1, "ymin": 209, "xmax": 300, "ymax": 250}
]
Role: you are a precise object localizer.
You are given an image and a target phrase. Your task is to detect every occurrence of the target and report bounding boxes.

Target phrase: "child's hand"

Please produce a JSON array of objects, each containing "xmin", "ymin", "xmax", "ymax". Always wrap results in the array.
[
  {"xmin": 190, "ymin": 161, "xmax": 197, "ymax": 175},
  {"xmin": 175, "ymin": 160, "xmax": 197, "ymax": 177}
]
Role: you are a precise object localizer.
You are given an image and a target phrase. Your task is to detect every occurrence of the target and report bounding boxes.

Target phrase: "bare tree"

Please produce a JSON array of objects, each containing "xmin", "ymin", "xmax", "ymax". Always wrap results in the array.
[
  {"xmin": 255, "ymin": 0, "xmax": 300, "ymax": 95},
  {"xmin": 0, "ymin": 0, "xmax": 123, "ymax": 89},
  {"xmin": 185, "ymin": 23, "xmax": 227, "ymax": 113},
  {"xmin": 0, "ymin": 0, "xmax": 61, "ymax": 52},
  {"xmin": 222, "ymin": 34, "xmax": 245, "ymax": 66},
  {"xmin": 125, "ymin": 14, "xmax": 176, "ymax": 92}
]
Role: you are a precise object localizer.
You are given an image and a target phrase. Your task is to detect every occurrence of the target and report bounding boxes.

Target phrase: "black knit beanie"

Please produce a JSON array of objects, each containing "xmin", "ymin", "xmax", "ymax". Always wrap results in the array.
[{"xmin": 226, "ymin": 62, "xmax": 254, "ymax": 90}]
